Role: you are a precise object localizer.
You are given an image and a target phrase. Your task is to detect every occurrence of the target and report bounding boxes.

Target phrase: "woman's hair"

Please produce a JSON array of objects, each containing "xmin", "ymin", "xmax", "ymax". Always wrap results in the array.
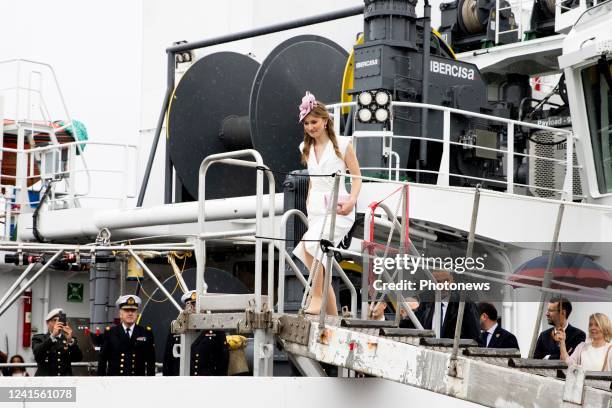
[
  {"xmin": 589, "ymin": 313, "xmax": 611, "ymax": 342},
  {"xmin": 10, "ymin": 355, "xmax": 24, "ymax": 363},
  {"xmin": 10, "ymin": 354, "xmax": 25, "ymax": 373},
  {"xmin": 300, "ymin": 102, "xmax": 342, "ymax": 166}
]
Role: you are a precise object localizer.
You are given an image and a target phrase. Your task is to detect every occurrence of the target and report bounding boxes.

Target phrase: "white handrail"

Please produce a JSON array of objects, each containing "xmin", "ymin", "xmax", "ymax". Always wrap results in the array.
[
  {"xmin": 330, "ymin": 100, "xmax": 575, "ymax": 200},
  {"xmin": 0, "ymin": 141, "xmax": 138, "ymax": 207}
]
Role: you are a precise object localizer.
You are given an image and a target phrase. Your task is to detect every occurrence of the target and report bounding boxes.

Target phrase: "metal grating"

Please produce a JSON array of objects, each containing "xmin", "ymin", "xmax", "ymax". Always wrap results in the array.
[
  {"xmin": 528, "ymin": 130, "xmax": 582, "ymax": 198},
  {"xmin": 283, "ymin": 170, "xmax": 309, "ymax": 249}
]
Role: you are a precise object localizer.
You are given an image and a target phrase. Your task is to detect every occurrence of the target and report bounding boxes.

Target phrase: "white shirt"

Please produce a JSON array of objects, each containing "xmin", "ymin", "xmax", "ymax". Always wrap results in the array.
[
  {"xmin": 552, "ymin": 321, "xmax": 569, "ymax": 338},
  {"xmin": 122, "ymin": 323, "xmax": 135, "ymax": 338},
  {"xmin": 441, "ymin": 301, "xmax": 448, "ymax": 322}
]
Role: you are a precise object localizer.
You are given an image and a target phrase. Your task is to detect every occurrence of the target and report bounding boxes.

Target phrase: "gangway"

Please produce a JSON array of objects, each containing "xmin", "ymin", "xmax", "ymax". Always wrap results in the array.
[
  {"xmin": 1, "ymin": 145, "xmax": 611, "ymax": 407},
  {"xmin": 1, "ymin": 98, "xmax": 610, "ymax": 406},
  {"xmin": 166, "ymin": 148, "xmax": 610, "ymax": 408}
]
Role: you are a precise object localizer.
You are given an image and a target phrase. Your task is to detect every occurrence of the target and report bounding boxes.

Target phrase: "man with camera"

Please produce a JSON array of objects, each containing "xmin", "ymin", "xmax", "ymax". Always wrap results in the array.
[{"xmin": 32, "ymin": 308, "xmax": 83, "ymax": 376}]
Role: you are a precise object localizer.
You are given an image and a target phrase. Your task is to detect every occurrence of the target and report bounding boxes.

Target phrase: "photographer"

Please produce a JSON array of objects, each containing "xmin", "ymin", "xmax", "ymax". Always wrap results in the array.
[{"xmin": 32, "ymin": 308, "xmax": 83, "ymax": 376}]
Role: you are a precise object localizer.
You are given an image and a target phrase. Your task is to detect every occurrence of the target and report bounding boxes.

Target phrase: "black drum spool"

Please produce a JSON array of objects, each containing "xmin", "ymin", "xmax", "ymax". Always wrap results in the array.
[{"xmin": 167, "ymin": 35, "xmax": 348, "ymax": 200}]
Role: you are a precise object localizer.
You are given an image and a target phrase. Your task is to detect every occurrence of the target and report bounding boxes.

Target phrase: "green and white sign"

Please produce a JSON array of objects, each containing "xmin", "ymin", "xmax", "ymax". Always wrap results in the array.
[{"xmin": 67, "ymin": 282, "xmax": 83, "ymax": 302}]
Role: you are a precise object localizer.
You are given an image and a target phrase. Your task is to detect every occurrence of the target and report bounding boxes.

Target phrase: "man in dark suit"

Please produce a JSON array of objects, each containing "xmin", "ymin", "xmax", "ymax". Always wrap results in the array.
[
  {"xmin": 400, "ymin": 270, "xmax": 481, "ymax": 341},
  {"xmin": 32, "ymin": 308, "xmax": 83, "ymax": 376},
  {"xmin": 533, "ymin": 297, "xmax": 585, "ymax": 359},
  {"xmin": 477, "ymin": 302, "xmax": 519, "ymax": 349},
  {"xmin": 163, "ymin": 290, "xmax": 229, "ymax": 376},
  {"xmin": 97, "ymin": 295, "xmax": 156, "ymax": 376}
]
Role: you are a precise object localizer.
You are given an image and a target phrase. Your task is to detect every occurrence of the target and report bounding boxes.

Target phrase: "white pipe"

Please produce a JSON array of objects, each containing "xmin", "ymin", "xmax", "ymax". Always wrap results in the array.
[{"xmin": 19, "ymin": 194, "xmax": 284, "ymax": 240}]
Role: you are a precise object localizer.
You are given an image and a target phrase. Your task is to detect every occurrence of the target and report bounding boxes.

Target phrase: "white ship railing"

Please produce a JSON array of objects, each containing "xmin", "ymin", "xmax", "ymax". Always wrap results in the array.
[
  {"xmin": 0, "ymin": 60, "xmax": 139, "ymax": 239},
  {"xmin": 0, "ymin": 59, "xmax": 74, "ymax": 124},
  {"xmin": 0, "ymin": 140, "xmax": 138, "ymax": 205},
  {"xmin": 555, "ymin": 0, "xmax": 608, "ymax": 33},
  {"xmin": 327, "ymin": 101, "xmax": 577, "ymax": 201}
]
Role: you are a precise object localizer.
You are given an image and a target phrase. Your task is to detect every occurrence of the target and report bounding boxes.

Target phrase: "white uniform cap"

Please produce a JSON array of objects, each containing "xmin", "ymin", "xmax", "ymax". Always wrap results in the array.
[
  {"xmin": 115, "ymin": 295, "xmax": 142, "ymax": 310},
  {"xmin": 45, "ymin": 308, "xmax": 64, "ymax": 321},
  {"xmin": 180, "ymin": 290, "xmax": 197, "ymax": 305}
]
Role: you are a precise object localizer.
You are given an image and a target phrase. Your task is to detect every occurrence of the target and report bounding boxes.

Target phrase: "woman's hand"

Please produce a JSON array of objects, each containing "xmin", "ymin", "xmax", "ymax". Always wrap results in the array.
[
  {"xmin": 554, "ymin": 328, "xmax": 566, "ymax": 344},
  {"xmin": 337, "ymin": 197, "xmax": 356, "ymax": 216}
]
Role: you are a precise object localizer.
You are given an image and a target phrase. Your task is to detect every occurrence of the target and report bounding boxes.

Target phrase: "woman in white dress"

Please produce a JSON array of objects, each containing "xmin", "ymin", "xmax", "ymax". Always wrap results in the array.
[
  {"xmin": 558, "ymin": 312, "xmax": 612, "ymax": 371},
  {"xmin": 293, "ymin": 92, "xmax": 361, "ymax": 315}
]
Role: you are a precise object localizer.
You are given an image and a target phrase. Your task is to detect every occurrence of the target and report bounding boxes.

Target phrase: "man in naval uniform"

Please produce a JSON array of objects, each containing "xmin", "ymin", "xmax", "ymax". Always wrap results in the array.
[
  {"xmin": 32, "ymin": 308, "xmax": 83, "ymax": 376},
  {"xmin": 162, "ymin": 290, "xmax": 229, "ymax": 376},
  {"xmin": 97, "ymin": 295, "xmax": 156, "ymax": 376}
]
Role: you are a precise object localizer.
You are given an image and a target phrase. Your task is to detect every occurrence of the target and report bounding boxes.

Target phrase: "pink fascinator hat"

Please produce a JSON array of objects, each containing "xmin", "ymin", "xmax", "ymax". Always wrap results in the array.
[{"xmin": 298, "ymin": 91, "xmax": 317, "ymax": 122}]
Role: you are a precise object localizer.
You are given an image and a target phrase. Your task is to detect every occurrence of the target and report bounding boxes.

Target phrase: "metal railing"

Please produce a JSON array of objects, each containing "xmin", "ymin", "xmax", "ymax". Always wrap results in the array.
[
  {"xmin": 0, "ymin": 59, "xmax": 139, "ymax": 229},
  {"xmin": 328, "ymin": 101, "xmax": 577, "ymax": 201},
  {"xmin": 0, "ymin": 140, "xmax": 138, "ymax": 210},
  {"xmin": 277, "ymin": 209, "xmax": 357, "ymax": 316},
  {"xmin": 196, "ymin": 149, "xmax": 275, "ymax": 377},
  {"xmin": 0, "ymin": 59, "xmax": 74, "ymax": 124},
  {"xmin": 555, "ymin": 0, "xmax": 608, "ymax": 33},
  {"xmin": 495, "ymin": 0, "xmax": 523, "ymax": 45}
]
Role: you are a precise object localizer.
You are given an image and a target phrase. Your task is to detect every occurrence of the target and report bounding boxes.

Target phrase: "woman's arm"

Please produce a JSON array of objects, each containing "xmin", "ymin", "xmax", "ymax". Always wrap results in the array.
[
  {"xmin": 557, "ymin": 329, "xmax": 570, "ymax": 362},
  {"xmin": 338, "ymin": 143, "xmax": 361, "ymax": 216},
  {"xmin": 558, "ymin": 329, "xmax": 584, "ymax": 365}
]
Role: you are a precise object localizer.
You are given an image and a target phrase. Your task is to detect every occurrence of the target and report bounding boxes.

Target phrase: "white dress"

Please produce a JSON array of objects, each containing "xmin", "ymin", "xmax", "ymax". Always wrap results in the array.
[{"xmin": 293, "ymin": 136, "xmax": 355, "ymax": 267}]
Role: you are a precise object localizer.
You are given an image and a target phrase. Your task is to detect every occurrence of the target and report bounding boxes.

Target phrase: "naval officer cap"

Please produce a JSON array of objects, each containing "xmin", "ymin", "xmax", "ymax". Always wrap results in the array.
[
  {"xmin": 45, "ymin": 308, "xmax": 64, "ymax": 321},
  {"xmin": 181, "ymin": 290, "xmax": 197, "ymax": 305},
  {"xmin": 116, "ymin": 295, "xmax": 141, "ymax": 310}
]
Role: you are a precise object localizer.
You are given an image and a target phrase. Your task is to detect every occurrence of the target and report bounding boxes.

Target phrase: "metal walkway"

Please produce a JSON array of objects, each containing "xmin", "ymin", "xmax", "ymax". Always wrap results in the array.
[{"xmin": 277, "ymin": 315, "xmax": 611, "ymax": 408}]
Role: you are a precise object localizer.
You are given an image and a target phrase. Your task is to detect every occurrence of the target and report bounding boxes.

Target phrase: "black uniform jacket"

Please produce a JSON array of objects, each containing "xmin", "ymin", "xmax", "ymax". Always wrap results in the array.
[
  {"xmin": 32, "ymin": 333, "xmax": 83, "ymax": 376},
  {"xmin": 479, "ymin": 325, "xmax": 520, "ymax": 349},
  {"xmin": 97, "ymin": 324, "xmax": 156, "ymax": 376},
  {"xmin": 533, "ymin": 324, "xmax": 586, "ymax": 360},
  {"xmin": 163, "ymin": 330, "xmax": 229, "ymax": 376},
  {"xmin": 190, "ymin": 330, "xmax": 229, "ymax": 376}
]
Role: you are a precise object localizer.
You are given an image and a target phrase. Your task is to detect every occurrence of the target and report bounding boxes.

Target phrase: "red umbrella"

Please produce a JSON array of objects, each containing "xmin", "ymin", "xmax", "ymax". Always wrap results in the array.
[{"xmin": 507, "ymin": 254, "xmax": 612, "ymax": 290}]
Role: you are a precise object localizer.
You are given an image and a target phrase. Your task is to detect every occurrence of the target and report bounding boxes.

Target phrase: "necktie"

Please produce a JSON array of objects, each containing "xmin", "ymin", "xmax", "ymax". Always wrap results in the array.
[
  {"xmin": 126, "ymin": 328, "xmax": 131, "ymax": 338},
  {"xmin": 480, "ymin": 331, "xmax": 489, "ymax": 347}
]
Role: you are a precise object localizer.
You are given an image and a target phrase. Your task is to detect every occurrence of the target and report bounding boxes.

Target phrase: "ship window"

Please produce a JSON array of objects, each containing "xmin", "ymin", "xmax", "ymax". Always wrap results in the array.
[{"xmin": 582, "ymin": 59, "xmax": 612, "ymax": 194}]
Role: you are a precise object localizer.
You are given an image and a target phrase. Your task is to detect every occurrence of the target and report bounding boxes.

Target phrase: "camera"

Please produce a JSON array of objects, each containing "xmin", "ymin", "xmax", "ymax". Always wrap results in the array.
[{"xmin": 58, "ymin": 312, "xmax": 67, "ymax": 325}]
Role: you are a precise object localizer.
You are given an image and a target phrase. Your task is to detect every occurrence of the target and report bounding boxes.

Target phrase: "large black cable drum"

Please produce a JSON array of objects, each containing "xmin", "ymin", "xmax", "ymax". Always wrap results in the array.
[
  {"xmin": 167, "ymin": 52, "xmax": 260, "ymax": 201},
  {"xmin": 167, "ymin": 35, "xmax": 348, "ymax": 199}
]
